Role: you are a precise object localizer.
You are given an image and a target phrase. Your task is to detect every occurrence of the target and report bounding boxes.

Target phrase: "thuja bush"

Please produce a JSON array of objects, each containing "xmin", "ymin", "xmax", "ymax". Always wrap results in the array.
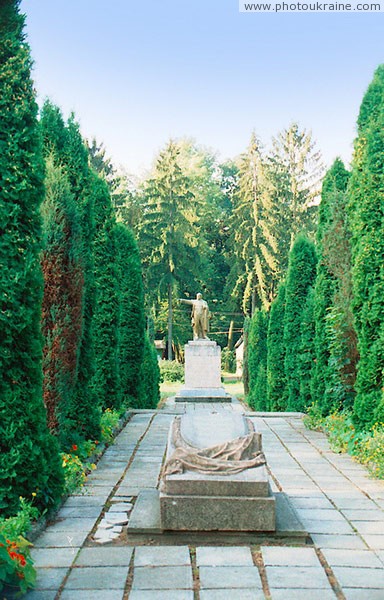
[
  {"xmin": 138, "ymin": 335, "xmax": 161, "ymax": 409},
  {"xmin": 0, "ymin": 0, "xmax": 64, "ymax": 516}
]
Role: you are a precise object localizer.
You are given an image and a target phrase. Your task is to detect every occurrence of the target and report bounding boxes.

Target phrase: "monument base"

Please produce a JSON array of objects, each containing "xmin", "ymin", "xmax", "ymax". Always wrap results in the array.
[
  {"xmin": 175, "ymin": 340, "xmax": 230, "ymax": 402},
  {"xmin": 160, "ymin": 492, "xmax": 276, "ymax": 532},
  {"xmin": 159, "ymin": 414, "xmax": 276, "ymax": 533},
  {"xmin": 175, "ymin": 388, "xmax": 232, "ymax": 402}
]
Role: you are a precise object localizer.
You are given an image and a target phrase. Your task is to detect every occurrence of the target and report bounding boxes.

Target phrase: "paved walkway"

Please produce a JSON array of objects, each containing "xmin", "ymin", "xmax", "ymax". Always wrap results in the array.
[{"xmin": 25, "ymin": 397, "xmax": 384, "ymax": 600}]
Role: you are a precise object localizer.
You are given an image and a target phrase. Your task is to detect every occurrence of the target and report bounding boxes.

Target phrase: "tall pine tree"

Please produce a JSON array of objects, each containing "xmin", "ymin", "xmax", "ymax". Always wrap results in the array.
[{"xmin": 0, "ymin": 0, "xmax": 63, "ymax": 515}]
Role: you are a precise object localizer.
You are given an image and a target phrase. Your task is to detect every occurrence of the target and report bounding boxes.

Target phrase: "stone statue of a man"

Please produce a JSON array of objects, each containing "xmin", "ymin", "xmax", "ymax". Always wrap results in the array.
[{"xmin": 179, "ymin": 293, "xmax": 210, "ymax": 340}]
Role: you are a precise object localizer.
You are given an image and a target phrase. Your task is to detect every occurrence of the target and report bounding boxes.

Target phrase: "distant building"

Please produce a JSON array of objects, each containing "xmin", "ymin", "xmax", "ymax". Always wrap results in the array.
[{"xmin": 154, "ymin": 339, "xmax": 166, "ymax": 360}]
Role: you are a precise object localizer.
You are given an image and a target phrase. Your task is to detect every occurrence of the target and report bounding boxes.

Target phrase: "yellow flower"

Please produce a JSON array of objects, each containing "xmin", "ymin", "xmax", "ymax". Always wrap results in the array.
[{"xmin": 32, "ymin": 492, "xmax": 37, "ymax": 497}]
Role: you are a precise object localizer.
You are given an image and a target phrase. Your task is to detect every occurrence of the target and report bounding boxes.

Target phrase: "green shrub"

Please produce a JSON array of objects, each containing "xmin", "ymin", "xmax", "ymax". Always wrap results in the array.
[
  {"xmin": 0, "ymin": 498, "xmax": 39, "ymax": 596},
  {"xmin": 159, "ymin": 360, "xmax": 184, "ymax": 383},
  {"xmin": 0, "ymin": 532, "xmax": 36, "ymax": 595},
  {"xmin": 221, "ymin": 348, "xmax": 236, "ymax": 373},
  {"xmin": 138, "ymin": 335, "xmax": 160, "ymax": 409}
]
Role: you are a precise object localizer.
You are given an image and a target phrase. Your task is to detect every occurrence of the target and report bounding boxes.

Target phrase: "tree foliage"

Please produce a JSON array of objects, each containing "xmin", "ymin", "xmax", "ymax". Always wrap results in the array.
[
  {"xmin": 92, "ymin": 175, "xmax": 121, "ymax": 410},
  {"xmin": 267, "ymin": 282, "xmax": 287, "ymax": 411},
  {"xmin": 284, "ymin": 235, "xmax": 317, "ymax": 411},
  {"xmin": 41, "ymin": 156, "xmax": 84, "ymax": 442},
  {"xmin": 0, "ymin": 0, "xmax": 64, "ymax": 515},
  {"xmin": 115, "ymin": 223, "xmax": 145, "ymax": 405},
  {"xmin": 247, "ymin": 309, "xmax": 269, "ymax": 410},
  {"xmin": 230, "ymin": 134, "xmax": 277, "ymax": 314},
  {"xmin": 312, "ymin": 159, "xmax": 356, "ymax": 415},
  {"xmin": 348, "ymin": 65, "xmax": 384, "ymax": 428}
]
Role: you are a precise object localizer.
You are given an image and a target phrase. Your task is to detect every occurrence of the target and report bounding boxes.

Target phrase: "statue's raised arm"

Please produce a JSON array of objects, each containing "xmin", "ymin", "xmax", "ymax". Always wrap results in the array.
[{"xmin": 179, "ymin": 293, "xmax": 210, "ymax": 341}]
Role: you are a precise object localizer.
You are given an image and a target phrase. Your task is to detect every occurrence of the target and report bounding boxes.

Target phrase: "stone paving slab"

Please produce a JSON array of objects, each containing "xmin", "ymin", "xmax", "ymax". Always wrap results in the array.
[
  {"xmin": 131, "ymin": 566, "xmax": 193, "ymax": 590},
  {"xmin": 34, "ymin": 566, "xmax": 69, "ymax": 590},
  {"xmin": 270, "ymin": 590, "xmax": 337, "ymax": 599},
  {"xmin": 65, "ymin": 566, "xmax": 129, "ymax": 589},
  {"xmin": 331, "ymin": 565, "xmax": 384, "ymax": 588},
  {"xmin": 310, "ymin": 533, "xmax": 368, "ymax": 550},
  {"xmin": 31, "ymin": 546, "xmax": 80, "ymax": 567},
  {"xmin": 74, "ymin": 546, "xmax": 133, "ymax": 566},
  {"xmin": 60, "ymin": 591, "xmax": 124, "ymax": 600},
  {"xmin": 200, "ymin": 590, "xmax": 265, "ymax": 600},
  {"xmin": 199, "ymin": 565, "xmax": 263, "ymax": 589},
  {"xmin": 129, "ymin": 592, "xmax": 194, "ymax": 600},
  {"xmin": 56, "ymin": 505, "xmax": 102, "ymax": 518},
  {"xmin": 24, "ymin": 592, "xmax": 57, "ymax": 600},
  {"xmin": 265, "ymin": 565, "xmax": 332, "ymax": 589},
  {"xmin": 34, "ymin": 530, "xmax": 89, "ymax": 548},
  {"xmin": 134, "ymin": 545, "xmax": 190, "ymax": 566},
  {"xmin": 342, "ymin": 590, "xmax": 384, "ymax": 600},
  {"xmin": 196, "ymin": 546, "xmax": 254, "ymax": 566},
  {"xmin": 261, "ymin": 546, "xmax": 320, "ymax": 567},
  {"xmin": 321, "ymin": 547, "xmax": 383, "ymax": 568}
]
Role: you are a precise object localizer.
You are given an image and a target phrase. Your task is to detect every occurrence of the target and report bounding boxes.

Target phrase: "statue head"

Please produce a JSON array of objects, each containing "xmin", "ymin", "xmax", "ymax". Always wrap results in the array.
[{"xmin": 196, "ymin": 292, "xmax": 202, "ymax": 300}]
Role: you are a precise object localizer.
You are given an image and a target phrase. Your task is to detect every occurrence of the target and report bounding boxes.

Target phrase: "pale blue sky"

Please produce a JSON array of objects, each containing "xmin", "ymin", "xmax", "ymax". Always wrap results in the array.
[{"xmin": 21, "ymin": 0, "xmax": 383, "ymax": 177}]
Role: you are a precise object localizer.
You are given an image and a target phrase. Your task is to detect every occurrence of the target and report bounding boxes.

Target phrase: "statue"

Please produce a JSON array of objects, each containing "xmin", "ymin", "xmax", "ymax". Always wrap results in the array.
[{"xmin": 179, "ymin": 293, "xmax": 210, "ymax": 340}]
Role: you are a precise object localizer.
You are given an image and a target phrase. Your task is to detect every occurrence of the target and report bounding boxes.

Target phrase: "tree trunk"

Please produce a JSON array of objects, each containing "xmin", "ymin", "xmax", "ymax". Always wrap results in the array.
[
  {"xmin": 167, "ymin": 282, "xmax": 173, "ymax": 360},
  {"xmin": 228, "ymin": 320, "xmax": 234, "ymax": 350}
]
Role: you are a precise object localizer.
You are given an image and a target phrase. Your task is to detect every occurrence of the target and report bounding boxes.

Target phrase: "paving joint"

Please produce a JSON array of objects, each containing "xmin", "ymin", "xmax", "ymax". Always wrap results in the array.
[{"xmin": 251, "ymin": 546, "xmax": 271, "ymax": 599}]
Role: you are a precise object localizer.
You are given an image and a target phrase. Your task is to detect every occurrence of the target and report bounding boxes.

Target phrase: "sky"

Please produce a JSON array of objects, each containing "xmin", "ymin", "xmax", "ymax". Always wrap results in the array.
[{"xmin": 21, "ymin": 0, "xmax": 384, "ymax": 178}]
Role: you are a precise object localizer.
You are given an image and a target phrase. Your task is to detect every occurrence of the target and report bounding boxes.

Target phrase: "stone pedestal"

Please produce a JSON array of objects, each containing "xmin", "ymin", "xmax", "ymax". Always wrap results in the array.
[
  {"xmin": 160, "ymin": 413, "xmax": 276, "ymax": 532},
  {"xmin": 175, "ymin": 340, "xmax": 231, "ymax": 402}
]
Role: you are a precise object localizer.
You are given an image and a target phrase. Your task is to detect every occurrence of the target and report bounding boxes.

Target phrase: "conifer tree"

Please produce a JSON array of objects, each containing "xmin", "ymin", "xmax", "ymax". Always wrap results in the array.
[
  {"xmin": 115, "ymin": 223, "xmax": 145, "ymax": 405},
  {"xmin": 348, "ymin": 65, "xmax": 384, "ymax": 427},
  {"xmin": 298, "ymin": 287, "xmax": 316, "ymax": 409},
  {"xmin": 247, "ymin": 309, "xmax": 269, "ymax": 410},
  {"xmin": 284, "ymin": 235, "xmax": 317, "ymax": 411},
  {"xmin": 269, "ymin": 123, "xmax": 324, "ymax": 272},
  {"xmin": 0, "ymin": 0, "xmax": 63, "ymax": 514},
  {"xmin": 312, "ymin": 159, "xmax": 355, "ymax": 415},
  {"xmin": 138, "ymin": 335, "xmax": 161, "ymax": 409},
  {"xmin": 140, "ymin": 140, "xmax": 197, "ymax": 359},
  {"xmin": 40, "ymin": 103, "xmax": 100, "ymax": 441},
  {"xmin": 41, "ymin": 156, "xmax": 84, "ymax": 443},
  {"xmin": 92, "ymin": 175, "xmax": 121, "ymax": 410},
  {"xmin": 230, "ymin": 134, "xmax": 277, "ymax": 314},
  {"xmin": 267, "ymin": 282, "xmax": 287, "ymax": 411}
]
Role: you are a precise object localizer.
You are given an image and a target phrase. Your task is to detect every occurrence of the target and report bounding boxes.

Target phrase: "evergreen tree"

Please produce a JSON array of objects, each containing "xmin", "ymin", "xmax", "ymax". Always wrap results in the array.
[
  {"xmin": 267, "ymin": 282, "xmax": 287, "ymax": 411},
  {"xmin": 247, "ymin": 309, "xmax": 269, "ymax": 410},
  {"xmin": 41, "ymin": 155, "xmax": 84, "ymax": 444},
  {"xmin": 348, "ymin": 65, "xmax": 384, "ymax": 427},
  {"xmin": 312, "ymin": 159, "xmax": 355, "ymax": 415},
  {"xmin": 242, "ymin": 316, "xmax": 251, "ymax": 395},
  {"xmin": 269, "ymin": 123, "xmax": 324, "ymax": 273},
  {"xmin": 284, "ymin": 235, "xmax": 317, "ymax": 411},
  {"xmin": 230, "ymin": 134, "xmax": 277, "ymax": 314},
  {"xmin": 298, "ymin": 287, "xmax": 316, "ymax": 409},
  {"xmin": 115, "ymin": 223, "xmax": 145, "ymax": 405},
  {"xmin": 138, "ymin": 335, "xmax": 160, "ymax": 409},
  {"xmin": 0, "ymin": 0, "xmax": 63, "ymax": 515},
  {"xmin": 139, "ymin": 140, "xmax": 197, "ymax": 359},
  {"xmin": 40, "ymin": 103, "xmax": 101, "ymax": 441},
  {"xmin": 92, "ymin": 175, "xmax": 121, "ymax": 410}
]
